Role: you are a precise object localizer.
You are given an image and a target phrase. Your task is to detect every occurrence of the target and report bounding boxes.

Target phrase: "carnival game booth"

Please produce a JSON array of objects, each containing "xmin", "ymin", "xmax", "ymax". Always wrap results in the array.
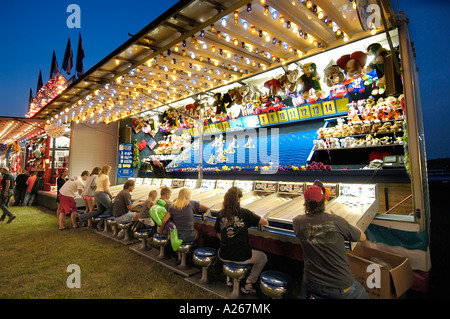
[{"xmin": 30, "ymin": 0, "xmax": 429, "ymax": 298}]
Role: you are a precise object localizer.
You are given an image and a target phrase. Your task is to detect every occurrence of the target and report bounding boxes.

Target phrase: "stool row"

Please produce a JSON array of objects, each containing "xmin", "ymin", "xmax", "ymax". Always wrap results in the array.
[{"xmin": 93, "ymin": 214, "xmax": 292, "ymax": 299}]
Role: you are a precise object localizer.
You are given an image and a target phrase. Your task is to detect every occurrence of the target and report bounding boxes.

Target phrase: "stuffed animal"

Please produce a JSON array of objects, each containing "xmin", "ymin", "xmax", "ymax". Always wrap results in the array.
[
  {"xmin": 323, "ymin": 60, "xmax": 347, "ymax": 99},
  {"xmin": 213, "ymin": 92, "xmax": 232, "ymax": 121},
  {"xmin": 337, "ymin": 51, "xmax": 373, "ymax": 101},
  {"xmin": 366, "ymin": 43, "xmax": 388, "ymax": 94},
  {"xmin": 299, "ymin": 62, "xmax": 323, "ymax": 100},
  {"xmin": 279, "ymin": 68, "xmax": 301, "ymax": 97}
]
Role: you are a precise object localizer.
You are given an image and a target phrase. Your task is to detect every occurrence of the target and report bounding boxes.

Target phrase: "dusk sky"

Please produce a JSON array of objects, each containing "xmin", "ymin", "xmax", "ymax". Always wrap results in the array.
[{"xmin": 0, "ymin": 0, "xmax": 449, "ymax": 160}]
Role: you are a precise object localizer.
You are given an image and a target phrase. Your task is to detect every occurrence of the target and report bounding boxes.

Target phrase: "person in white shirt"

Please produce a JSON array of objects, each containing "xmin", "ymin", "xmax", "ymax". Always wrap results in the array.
[{"xmin": 58, "ymin": 171, "xmax": 89, "ymax": 230}]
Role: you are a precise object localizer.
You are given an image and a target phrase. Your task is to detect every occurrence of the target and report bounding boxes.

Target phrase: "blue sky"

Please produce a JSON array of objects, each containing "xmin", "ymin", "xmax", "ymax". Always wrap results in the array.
[{"xmin": 0, "ymin": 0, "xmax": 449, "ymax": 159}]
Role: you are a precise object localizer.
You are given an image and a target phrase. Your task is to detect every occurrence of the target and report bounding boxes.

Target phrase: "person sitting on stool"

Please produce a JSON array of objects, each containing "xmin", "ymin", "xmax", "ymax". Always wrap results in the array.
[
  {"xmin": 292, "ymin": 181, "xmax": 369, "ymax": 299},
  {"xmin": 214, "ymin": 187, "xmax": 268, "ymax": 295}
]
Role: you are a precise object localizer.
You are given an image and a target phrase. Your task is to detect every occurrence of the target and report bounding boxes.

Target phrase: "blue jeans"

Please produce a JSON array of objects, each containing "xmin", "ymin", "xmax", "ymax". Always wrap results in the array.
[
  {"xmin": 79, "ymin": 192, "xmax": 112, "ymax": 227},
  {"xmin": 1, "ymin": 190, "xmax": 14, "ymax": 218},
  {"xmin": 94, "ymin": 192, "xmax": 112, "ymax": 215},
  {"xmin": 300, "ymin": 277, "xmax": 369, "ymax": 299},
  {"xmin": 22, "ymin": 192, "xmax": 35, "ymax": 206}
]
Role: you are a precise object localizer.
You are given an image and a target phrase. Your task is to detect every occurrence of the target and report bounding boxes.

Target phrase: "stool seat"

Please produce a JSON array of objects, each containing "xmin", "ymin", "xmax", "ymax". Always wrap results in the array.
[
  {"xmin": 194, "ymin": 247, "xmax": 217, "ymax": 258},
  {"xmin": 223, "ymin": 262, "xmax": 251, "ymax": 274},
  {"xmin": 98, "ymin": 214, "xmax": 111, "ymax": 219},
  {"xmin": 177, "ymin": 241, "xmax": 195, "ymax": 253},
  {"xmin": 260, "ymin": 271, "xmax": 292, "ymax": 299},
  {"xmin": 118, "ymin": 222, "xmax": 132, "ymax": 229}
]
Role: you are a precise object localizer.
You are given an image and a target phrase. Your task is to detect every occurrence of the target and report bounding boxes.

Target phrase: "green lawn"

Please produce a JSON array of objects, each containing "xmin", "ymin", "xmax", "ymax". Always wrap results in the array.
[{"xmin": 0, "ymin": 206, "xmax": 217, "ymax": 299}]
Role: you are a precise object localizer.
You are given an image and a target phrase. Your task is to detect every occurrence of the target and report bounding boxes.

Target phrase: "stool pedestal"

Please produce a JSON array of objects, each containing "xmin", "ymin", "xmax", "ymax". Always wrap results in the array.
[
  {"xmin": 106, "ymin": 218, "xmax": 118, "ymax": 236},
  {"xmin": 223, "ymin": 262, "xmax": 251, "ymax": 299},
  {"xmin": 117, "ymin": 222, "xmax": 133, "ymax": 241},
  {"xmin": 176, "ymin": 242, "xmax": 194, "ymax": 270}
]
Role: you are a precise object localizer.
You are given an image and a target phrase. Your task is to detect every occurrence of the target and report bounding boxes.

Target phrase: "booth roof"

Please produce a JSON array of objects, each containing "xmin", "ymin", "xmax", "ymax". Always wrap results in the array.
[
  {"xmin": 0, "ymin": 117, "xmax": 46, "ymax": 145},
  {"xmin": 30, "ymin": 0, "xmax": 397, "ymax": 124}
]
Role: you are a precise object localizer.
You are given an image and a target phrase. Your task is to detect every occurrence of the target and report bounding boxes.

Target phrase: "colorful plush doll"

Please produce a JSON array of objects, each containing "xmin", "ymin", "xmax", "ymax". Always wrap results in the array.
[
  {"xmin": 213, "ymin": 92, "xmax": 232, "ymax": 121},
  {"xmin": 262, "ymin": 79, "xmax": 284, "ymax": 113},
  {"xmin": 337, "ymin": 51, "xmax": 373, "ymax": 101},
  {"xmin": 299, "ymin": 62, "xmax": 323, "ymax": 100},
  {"xmin": 366, "ymin": 43, "xmax": 388, "ymax": 95}
]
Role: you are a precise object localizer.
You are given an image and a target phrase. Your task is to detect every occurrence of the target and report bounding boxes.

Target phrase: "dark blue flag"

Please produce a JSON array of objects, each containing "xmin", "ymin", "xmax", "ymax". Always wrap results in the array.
[
  {"xmin": 62, "ymin": 37, "xmax": 73, "ymax": 75},
  {"xmin": 49, "ymin": 50, "xmax": 60, "ymax": 79},
  {"xmin": 75, "ymin": 33, "xmax": 85, "ymax": 78}
]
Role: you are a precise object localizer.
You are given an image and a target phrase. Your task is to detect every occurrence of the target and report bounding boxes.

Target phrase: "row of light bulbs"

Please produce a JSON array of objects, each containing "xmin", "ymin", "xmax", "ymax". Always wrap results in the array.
[{"xmin": 46, "ymin": 0, "xmax": 371, "ymax": 126}]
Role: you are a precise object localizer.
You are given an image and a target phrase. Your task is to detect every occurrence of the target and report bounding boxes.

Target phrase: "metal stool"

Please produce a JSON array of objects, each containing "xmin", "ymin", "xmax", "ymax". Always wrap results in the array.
[
  {"xmin": 117, "ymin": 222, "xmax": 133, "ymax": 241},
  {"xmin": 223, "ymin": 262, "xmax": 251, "ymax": 298},
  {"xmin": 93, "ymin": 213, "xmax": 111, "ymax": 231},
  {"xmin": 152, "ymin": 233, "xmax": 169, "ymax": 259},
  {"xmin": 259, "ymin": 271, "xmax": 292, "ymax": 299},
  {"xmin": 176, "ymin": 241, "xmax": 195, "ymax": 270},
  {"xmin": 134, "ymin": 228, "xmax": 153, "ymax": 250},
  {"xmin": 106, "ymin": 217, "xmax": 118, "ymax": 236},
  {"xmin": 193, "ymin": 248, "xmax": 217, "ymax": 284}
]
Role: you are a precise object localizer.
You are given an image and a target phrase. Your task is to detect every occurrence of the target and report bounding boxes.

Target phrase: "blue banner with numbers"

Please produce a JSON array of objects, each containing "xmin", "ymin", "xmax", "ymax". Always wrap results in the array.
[{"xmin": 117, "ymin": 143, "xmax": 134, "ymax": 178}]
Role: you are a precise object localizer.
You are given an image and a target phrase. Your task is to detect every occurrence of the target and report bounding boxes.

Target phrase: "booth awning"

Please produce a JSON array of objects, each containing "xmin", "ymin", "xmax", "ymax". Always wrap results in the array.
[
  {"xmin": 31, "ymin": 0, "xmax": 397, "ymax": 124},
  {"xmin": 0, "ymin": 117, "xmax": 46, "ymax": 145}
]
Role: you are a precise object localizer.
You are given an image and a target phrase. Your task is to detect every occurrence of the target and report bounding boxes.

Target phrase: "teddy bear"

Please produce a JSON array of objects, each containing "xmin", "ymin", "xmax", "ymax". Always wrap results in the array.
[
  {"xmin": 298, "ymin": 62, "xmax": 323, "ymax": 100},
  {"xmin": 362, "ymin": 121, "xmax": 372, "ymax": 134},
  {"xmin": 352, "ymin": 122, "xmax": 363, "ymax": 135},
  {"xmin": 378, "ymin": 122, "xmax": 392, "ymax": 134},
  {"xmin": 390, "ymin": 120, "xmax": 403, "ymax": 133},
  {"xmin": 371, "ymin": 120, "xmax": 382, "ymax": 133},
  {"xmin": 279, "ymin": 68, "xmax": 301, "ymax": 97},
  {"xmin": 323, "ymin": 60, "xmax": 346, "ymax": 99}
]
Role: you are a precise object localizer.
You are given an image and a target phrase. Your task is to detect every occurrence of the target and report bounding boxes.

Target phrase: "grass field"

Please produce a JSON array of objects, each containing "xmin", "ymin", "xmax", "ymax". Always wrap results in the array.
[{"xmin": 0, "ymin": 206, "xmax": 217, "ymax": 299}]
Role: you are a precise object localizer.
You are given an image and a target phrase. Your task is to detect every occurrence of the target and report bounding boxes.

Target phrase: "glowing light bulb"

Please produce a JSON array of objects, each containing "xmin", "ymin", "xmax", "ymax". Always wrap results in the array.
[
  {"xmin": 264, "ymin": 5, "xmax": 269, "ymax": 15},
  {"xmin": 221, "ymin": 18, "xmax": 227, "ymax": 27}
]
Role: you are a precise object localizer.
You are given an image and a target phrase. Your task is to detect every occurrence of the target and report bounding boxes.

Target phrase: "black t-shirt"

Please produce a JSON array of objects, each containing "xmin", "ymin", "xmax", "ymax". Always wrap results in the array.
[
  {"xmin": 214, "ymin": 207, "xmax": 260, "ymax": 261},
  {"xmin": 15, "ymin": 173, "xmax": 29, "ymax": 189},
  {"xmin": 1, "ymin": 173, "xmax": 14, "ymax": 193}
]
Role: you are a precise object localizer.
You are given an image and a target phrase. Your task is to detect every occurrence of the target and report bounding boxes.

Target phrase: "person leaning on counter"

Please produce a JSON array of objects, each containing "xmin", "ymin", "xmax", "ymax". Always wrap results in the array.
[{"xmin": 293, "ymin": 180, "xmax": 368, "ymax": 299}]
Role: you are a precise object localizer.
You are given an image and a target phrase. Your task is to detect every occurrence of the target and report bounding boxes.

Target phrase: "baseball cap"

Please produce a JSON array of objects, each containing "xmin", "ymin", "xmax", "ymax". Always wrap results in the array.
[{"xmin": 304, "ymin": 185, "xmax": 325, "ymax": 202}]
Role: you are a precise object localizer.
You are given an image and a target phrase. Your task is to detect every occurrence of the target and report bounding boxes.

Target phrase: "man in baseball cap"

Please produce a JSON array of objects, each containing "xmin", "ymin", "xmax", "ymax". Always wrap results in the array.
[{"xmin": 292, "ymin": 180, "xmax": 367, "ymax": 299}]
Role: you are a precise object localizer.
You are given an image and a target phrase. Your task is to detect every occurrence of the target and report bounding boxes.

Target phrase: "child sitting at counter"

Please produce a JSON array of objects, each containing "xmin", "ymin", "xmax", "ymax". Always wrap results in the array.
[{"xmin": 132, "ymin": 190, "xmax": 158, "ymax": 232}]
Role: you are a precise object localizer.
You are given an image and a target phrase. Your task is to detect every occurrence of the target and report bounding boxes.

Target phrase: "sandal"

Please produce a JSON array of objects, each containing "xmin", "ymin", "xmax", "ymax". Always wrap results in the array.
[{"xmin": 241, "ymin": 282, "xmax": 256, "ymax": 295}]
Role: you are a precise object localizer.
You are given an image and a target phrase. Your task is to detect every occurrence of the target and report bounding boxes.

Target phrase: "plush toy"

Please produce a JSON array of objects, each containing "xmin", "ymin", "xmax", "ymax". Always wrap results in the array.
[
  {"xmin": 323, "ymin": 60, "xmax": 347, "ymax": 99},
  {"xmin": 213, "ymin": 92, "xmax": 232, "ymax": 121},
  {"xmin": 132, "ymin": 118, "xmax": 144, "ymax": 134},
  {"xmin": 279, "ymin": 69, "xmax": 301, "ymax": 97},
  {"xmin": 337, "ymin": 51, "xmax": 373, "ymax": 101},
  {"xmin": 366, "ymin": 43, "xmax": 388, "ymax": 94},
  {"xmin": 299, "ymin": 62, "xmax": 323, "ymax": 100}
]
